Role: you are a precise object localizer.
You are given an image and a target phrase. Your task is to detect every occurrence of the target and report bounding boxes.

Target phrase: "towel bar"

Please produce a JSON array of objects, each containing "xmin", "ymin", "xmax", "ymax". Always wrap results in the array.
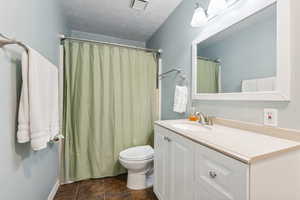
[{"xmin": 0, "ymin": 33, "xmax": 29, "ymax": 52}]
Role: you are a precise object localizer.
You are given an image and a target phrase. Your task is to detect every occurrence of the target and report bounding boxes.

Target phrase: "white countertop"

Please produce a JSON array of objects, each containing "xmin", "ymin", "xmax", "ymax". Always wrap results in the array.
[{"xmin": 155, "ymin": 120, "xmax": 300, "ymax": 164}]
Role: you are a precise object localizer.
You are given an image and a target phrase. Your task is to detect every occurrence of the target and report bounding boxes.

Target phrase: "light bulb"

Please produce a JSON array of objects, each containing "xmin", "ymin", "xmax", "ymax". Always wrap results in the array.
[{"xmin": 191, "ymin": 6, "xmax": 208, "ymax": 27}]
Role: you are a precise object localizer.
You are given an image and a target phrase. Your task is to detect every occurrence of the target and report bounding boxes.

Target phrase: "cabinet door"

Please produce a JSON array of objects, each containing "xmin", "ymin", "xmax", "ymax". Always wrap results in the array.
[
  {"xmin": 169, "ymin": 133, "xmax": 194, "ymax": 200},
  {"xmin": 154, "ymin": 127, "xmax": 170, "ymax": 200},
  {"xmin": 194, "ymin": 144, "xmax": 249, "ymax": 200}
]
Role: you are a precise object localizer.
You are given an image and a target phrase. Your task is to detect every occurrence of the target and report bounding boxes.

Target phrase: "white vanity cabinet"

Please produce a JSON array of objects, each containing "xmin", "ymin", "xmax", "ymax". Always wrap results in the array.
[
  {"xmin": 154, "ymin": 122, "xmax": 300, "ymax": 200},
  {"xmin": 154, "ymin": 125, "xmax": 194, "ymax": 200}
]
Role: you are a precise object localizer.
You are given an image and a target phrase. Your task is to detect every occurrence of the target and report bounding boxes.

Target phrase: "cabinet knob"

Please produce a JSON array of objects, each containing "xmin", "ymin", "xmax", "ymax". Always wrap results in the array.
[{"xmin": 209, "ymin": 171, "xmax": 217, "ymax": 178}]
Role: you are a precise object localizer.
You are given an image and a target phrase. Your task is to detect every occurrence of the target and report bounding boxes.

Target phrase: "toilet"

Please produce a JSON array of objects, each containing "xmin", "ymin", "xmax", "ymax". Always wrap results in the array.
[{"xmin": 119, "ymin": 145, "xmax": 154, "ymax": 190}]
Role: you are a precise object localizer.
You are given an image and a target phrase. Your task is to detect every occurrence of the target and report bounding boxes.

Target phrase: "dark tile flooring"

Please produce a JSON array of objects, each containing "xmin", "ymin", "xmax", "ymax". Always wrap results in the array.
[{"xmin": 54, "ymin": 174, "xmax": 158, "ymax": 200}]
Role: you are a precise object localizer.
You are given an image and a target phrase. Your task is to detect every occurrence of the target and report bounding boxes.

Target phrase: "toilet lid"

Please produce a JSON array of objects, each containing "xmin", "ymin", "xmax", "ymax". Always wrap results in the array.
[{"xmin": 119, "ymin": 145, "xmax": 154, "ymax": 161}]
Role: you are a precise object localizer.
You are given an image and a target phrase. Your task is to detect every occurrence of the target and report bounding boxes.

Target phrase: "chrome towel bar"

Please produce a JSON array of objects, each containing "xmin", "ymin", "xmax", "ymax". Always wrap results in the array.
[{"xmin": 0, "ymin": 33, "xmax": 29, "ymax": 52}]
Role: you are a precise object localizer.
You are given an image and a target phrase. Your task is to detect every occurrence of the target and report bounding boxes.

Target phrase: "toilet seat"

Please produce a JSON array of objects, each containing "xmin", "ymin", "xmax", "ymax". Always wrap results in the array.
[{"xmin": 119, "ymin": 145, "xmax": 154, "ymax": 161}]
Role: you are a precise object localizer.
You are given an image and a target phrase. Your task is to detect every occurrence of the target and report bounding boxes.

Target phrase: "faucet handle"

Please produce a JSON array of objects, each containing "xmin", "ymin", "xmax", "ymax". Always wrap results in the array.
[
  {"xmin": 206, "ymin": 116, "xmax": 215, "ymax": 126},
  {"xmin": 204, "ymin": 114, "xmax": 209, "ymax": 122}
]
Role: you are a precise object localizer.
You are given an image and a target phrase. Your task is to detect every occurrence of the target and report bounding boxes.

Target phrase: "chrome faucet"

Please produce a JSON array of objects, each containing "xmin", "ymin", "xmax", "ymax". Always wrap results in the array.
[
  {"xmin": 196, "ymin": 112, "xmax": 214, "ymax": 126},
  {"xmin": 196, "ymin": 112, "xmax": 206, "ymax": 125}
]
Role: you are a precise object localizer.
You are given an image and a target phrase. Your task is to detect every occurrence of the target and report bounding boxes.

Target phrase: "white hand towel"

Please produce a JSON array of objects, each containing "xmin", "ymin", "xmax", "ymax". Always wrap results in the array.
[
  {"xmin": 257, "ymin": 77, "xmax": 276, "ymax": 91},
  {"xmin": 17, "ymin": 52, "xmax": 30, "ymax": 143},
  {"xmin": 17, "ymin": 48, "xmax": 59, "ymax": 151},
  {"xmin": 173, "ymin": 85, "xmax": 188, "ymax": 113},
  {"xmin": 241, "ymin": 79, "xmax": 257, "ymax": 92}
]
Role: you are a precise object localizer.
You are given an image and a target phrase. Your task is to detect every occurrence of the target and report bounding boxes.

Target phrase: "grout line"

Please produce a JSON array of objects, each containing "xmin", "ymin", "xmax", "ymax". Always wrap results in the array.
[
  {"xmin": 102, "ymin": 178, "xmax": 105, "ymax": 200},
  {"xmin": 74, "ymin": 182, "xmax": 80, "ymax": 200},
  {"xmin": 102, "ymin": 178, "xmax": 106, "ymax": 200}
]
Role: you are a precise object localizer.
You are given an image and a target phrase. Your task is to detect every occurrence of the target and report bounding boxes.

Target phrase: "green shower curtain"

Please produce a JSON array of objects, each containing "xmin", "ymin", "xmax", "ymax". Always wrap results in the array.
[
  {"xmin": 197, "ymin": 58, "xmax": 220, "ymax": 93},
  {"xmin": 62, "ymin": 39, "xmax": 159, "ymax": 182}
]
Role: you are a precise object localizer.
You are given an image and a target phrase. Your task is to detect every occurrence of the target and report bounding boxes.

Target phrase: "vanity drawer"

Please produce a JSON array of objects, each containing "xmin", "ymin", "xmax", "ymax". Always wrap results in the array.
[{"xmin": 194, "ymin": 144, "xmax": 249, "ymax": 200}]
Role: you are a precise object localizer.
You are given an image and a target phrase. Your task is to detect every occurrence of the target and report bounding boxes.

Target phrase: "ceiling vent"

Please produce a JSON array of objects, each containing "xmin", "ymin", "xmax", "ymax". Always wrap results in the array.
[{"xmin": 130, "ymin": 0, "xmax": 149, "ymax": 10}]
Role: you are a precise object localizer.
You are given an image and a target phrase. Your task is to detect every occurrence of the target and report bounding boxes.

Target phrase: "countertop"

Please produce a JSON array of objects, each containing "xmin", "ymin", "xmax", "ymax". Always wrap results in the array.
[{"xmin": 155, "ymin": 120, "xmax": 300, "ymax": 164}]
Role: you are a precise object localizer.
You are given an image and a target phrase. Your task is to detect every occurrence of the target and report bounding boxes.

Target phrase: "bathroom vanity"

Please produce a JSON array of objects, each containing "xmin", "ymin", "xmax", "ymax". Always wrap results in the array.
[
  {"xmin": 153, "ymin": 0, "xmax": 300, "ymax": 198},
  {"xmin": 154, "ymin": 120, "xmax": 300, "ymax": 200}
]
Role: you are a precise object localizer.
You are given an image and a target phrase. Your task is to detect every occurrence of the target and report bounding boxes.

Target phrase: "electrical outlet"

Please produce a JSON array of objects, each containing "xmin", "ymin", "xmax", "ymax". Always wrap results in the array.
[{"xmin": 264, "ymin": 108, "xmax": 278, "ymax": 126}]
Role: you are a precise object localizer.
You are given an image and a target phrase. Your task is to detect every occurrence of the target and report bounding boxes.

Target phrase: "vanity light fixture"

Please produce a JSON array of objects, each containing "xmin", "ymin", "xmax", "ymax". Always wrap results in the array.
[{"xmin": 191, "ymin": 0, "xmax": 241, "ymax": 27}]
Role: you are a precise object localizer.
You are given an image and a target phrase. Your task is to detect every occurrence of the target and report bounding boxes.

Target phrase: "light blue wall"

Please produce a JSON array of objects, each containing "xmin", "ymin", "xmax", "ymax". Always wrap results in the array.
[
  {"xmin": 71, "ymin": 30, "xmax": 146, "ymax": 48},
  {"xmin": 198, "ymin": 6, "xmax": 277, "ymax": 93},
  {"xmin": 147, "ymin": 0, "xmax": 300, "ymax": 130},
  {"xmin": 0, "ymin": 1, "xmax": 68, "ymax": 200}
]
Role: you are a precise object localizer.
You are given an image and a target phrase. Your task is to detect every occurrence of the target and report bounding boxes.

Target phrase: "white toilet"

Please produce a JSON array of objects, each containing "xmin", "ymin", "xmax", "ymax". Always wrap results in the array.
[{"xmin": 119, "ymin": 145, "xmax": 154, "ymax": 190}]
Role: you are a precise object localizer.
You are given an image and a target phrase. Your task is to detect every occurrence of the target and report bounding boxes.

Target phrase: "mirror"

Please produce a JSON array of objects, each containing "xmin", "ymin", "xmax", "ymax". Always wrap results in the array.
[
  {"xmin": 196, "ymin": 4, "xmax": 276, "ymax": 94},
  {"xmin": 192, "ymin": 0, "xmax": 290, "ymax": 101}
]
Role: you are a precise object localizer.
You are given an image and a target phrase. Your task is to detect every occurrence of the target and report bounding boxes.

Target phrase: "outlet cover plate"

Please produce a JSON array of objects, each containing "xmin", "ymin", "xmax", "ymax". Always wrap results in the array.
[{"xmin": 264, "ymin": 108, "xmax": 278, "ymax": 126}]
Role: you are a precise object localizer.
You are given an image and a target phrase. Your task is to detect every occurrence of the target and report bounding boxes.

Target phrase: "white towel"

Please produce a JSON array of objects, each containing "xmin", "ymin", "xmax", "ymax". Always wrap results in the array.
[
  {"xmin": 257, "ymin": 77, "xmax": 276, "ymax": 91},
  {"xmin": 17, "ymin": 48, "xmax": 59, "ymax": 151},
  {"xmin": 241, "ymin": 79, "xmax": 257, "ymax": 92},
  {"xmin": 173, "ymin": 86, "xmax": 188, "ymax": 113}
]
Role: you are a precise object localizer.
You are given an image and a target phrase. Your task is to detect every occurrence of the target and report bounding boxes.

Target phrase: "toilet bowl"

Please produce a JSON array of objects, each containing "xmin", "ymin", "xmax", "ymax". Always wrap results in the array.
[{"xmin": 119, "ymin": 145, "xmax": 154, "ymax": 190}]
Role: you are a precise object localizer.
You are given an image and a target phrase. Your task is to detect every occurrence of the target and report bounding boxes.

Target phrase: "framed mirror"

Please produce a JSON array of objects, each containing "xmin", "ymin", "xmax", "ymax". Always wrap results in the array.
[{"xmin": 192, "ymin": 0, "xmax": 291, "ymax": 101}]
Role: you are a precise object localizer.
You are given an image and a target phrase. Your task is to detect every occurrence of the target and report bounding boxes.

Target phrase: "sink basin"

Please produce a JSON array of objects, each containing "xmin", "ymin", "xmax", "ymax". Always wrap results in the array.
[{"xmin": 171, "ymin": 122, "xmax": 212, "ymax": 132}]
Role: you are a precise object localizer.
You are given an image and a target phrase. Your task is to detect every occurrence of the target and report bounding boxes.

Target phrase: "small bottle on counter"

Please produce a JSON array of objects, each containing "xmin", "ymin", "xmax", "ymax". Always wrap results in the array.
[{"xmin": 188, "ymin": 107, "xmax": 199, "ymax": 121}]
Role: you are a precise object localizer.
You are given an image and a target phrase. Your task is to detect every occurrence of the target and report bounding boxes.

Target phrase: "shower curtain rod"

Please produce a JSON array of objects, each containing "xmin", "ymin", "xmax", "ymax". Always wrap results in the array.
[
  {"xmin": 198, "ymin": 56, "xmax": 221, "ymax": 64},
  {"xmin": 159, "ymin": 68, "xmax": 182, "ymax": 78},
  {"xmin": 60, "ymin": 36, "xmax": 161, "ymax": 55}
]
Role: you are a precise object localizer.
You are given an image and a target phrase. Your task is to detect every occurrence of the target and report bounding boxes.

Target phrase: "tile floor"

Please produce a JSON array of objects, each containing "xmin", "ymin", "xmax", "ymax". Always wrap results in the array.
[{"xmin": 54, "ymin": 174, "xmax": 158, "ymax": 200}]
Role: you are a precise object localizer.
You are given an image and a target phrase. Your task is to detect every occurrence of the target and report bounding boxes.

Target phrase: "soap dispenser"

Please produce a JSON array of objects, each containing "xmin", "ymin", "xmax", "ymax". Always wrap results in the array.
[{"xmin": 188, "ymin": 107, "xmax": 199, "ymax": 121}]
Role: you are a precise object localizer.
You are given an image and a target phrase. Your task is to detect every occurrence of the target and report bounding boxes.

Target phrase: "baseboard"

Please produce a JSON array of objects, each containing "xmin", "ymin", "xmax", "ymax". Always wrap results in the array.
[{"xmin": 47, "ymin": 179, "xmax": 60, "ymax": 200}]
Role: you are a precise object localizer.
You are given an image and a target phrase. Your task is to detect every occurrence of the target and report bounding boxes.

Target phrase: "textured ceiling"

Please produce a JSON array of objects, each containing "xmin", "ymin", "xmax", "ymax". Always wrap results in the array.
[{"xmin": 61, "ymin": 0, "xmax": 183, "ymax": 42}]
